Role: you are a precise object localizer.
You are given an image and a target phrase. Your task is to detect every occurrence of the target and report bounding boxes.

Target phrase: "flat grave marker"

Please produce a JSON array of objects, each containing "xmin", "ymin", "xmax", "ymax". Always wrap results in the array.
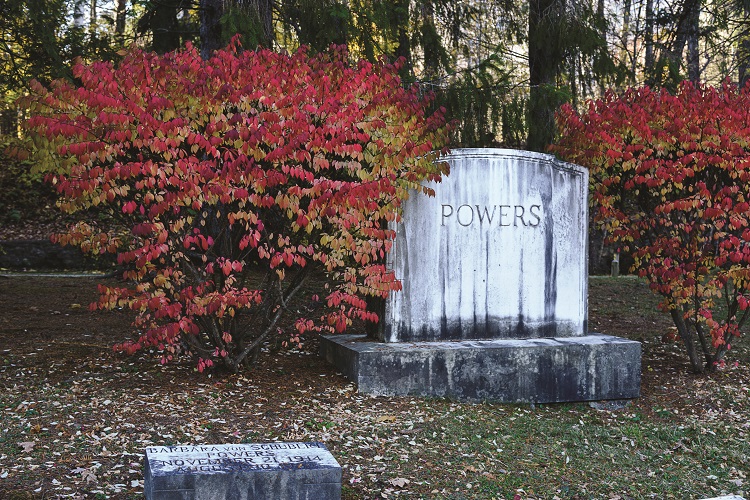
[{"xmin": 144, "ymin": 442, "xmax": 341, "ymax": 500}]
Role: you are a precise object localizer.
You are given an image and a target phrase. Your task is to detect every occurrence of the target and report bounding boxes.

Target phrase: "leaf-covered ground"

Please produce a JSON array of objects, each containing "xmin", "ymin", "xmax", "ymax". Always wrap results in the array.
[{"xmin": 0, "ymin": 275, "xmax": 748, "ymax": 499}]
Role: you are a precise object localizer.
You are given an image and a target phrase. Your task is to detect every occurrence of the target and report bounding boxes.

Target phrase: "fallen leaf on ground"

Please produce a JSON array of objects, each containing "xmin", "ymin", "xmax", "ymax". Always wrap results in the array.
[
  {"xmin": 389, "ymin": 477, "xmax": 410, "ymax": 488},
  {"xmin": 18, "ymin": 441, "xmax": 35, "ymax": 452},
  {"xmin": 81, "ymin": 469, "xmax": 98, "ymax": 483},
  {"xmin": 375, "ymin": 415, "xmax": 397, "ymax": 423}
]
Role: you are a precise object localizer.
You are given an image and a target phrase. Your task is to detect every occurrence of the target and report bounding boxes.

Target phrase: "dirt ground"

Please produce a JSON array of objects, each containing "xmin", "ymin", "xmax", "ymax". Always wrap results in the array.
[
  {"xmin": 0, "ymin": 274, "xmax": 699, "ymax": 418},
  {"xmin": 1, "ymin": 274, "xmax": 748, "ymax": 499}
]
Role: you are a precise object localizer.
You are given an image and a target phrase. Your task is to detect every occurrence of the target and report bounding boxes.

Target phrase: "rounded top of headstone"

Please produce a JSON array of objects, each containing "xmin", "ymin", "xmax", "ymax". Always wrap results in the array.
[{"xmin": 444, "ymin": 148, "xmax": 586, "ymax": 176}]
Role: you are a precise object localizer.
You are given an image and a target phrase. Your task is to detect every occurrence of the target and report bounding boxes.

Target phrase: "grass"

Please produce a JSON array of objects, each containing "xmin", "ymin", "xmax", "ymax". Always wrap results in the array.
[
  {"xmin": 0, "ymin": 275, "xmax": 749, "ymax": 499},
  {"xmin": 331, "ymin": 398, "xmax": 749, "ymax": 498}
]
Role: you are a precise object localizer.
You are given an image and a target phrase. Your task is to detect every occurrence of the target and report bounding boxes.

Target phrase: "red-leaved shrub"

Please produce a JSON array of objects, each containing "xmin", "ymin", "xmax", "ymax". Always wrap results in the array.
[{"xmin": 24, "ymin": 40, "xmax": 449, "ymax": 372}]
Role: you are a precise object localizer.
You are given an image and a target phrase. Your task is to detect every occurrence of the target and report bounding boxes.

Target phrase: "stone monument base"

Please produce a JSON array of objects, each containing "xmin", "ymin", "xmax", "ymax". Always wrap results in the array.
[{"xmin": 320, "ymin": 334, "xmax": 640, "ymax": 403}]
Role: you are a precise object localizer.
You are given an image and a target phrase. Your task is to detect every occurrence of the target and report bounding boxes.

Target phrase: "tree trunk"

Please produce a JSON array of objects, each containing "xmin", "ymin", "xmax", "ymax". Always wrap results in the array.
[
  {"xmin": 330, "ymin": 0, "xmax": 349, "ymax": 46},
  {"xmin": 568, "ymin": 55, "xmax": 577, "ymax": 108},
  {"xmin": 115, "ymin": 0, "xmax": 127, "ymax": 43},
  {"xmin": 200, "ymin": 0, "xmax": 224, "ymax": 58},
  {"xmin": 644, "ymin": 0, "xmax": 655, "ymax": 85},
  {"xmin": 686, "ymin": 1, "xmax": 700, "ymax": 83},
  {"xmin": 89, "ymin": 0, "xmax": 97, "ymax": 34},
  {"xmin": 152, "ymin": 0, "xmax": 181, "ymax": 54},
  {"xmin": 659, "ymin": 0, "xmax": 701, "ymax": 86},
  {"xmin": 621, "ymin": 0, "xmax": 633, "ymax": 77},
  {"xmin": 596, "ymin": 0, "xmax": 606, "ymax": 95},
  {"xmin": 739, "ymin": 3, "xmax": 750, "ymax": 87},
  {"xmin": 236, "ymin": 0, "xmax": 274, "ymax": 47},
  {"xmin": 670, "ymin": 308, "xmax": 705, "ymax": 373},
  {"xmin": 421, "ymin": 0, "xmax": 439, "ymax": 80},
  {"xmin": 394, "ymin": 0, "xmax": 412, "ymax": 80},
  {"xmin": 201, "ymin": 0, "xmax": 274, "ymax": 58},
  {"xmin": 527, "ymin": 0, "xmax": 563, "ymax": 152},
  {"xmin": 740, "ymin": 38, "xmax": 750, "ymax": 88},
  {"xmin": 246, "ymin": 0, "xmax": 274, "ymax": 47},
  {"xmin": 73, "ymin": 0, "xmax": 86, "ymax": 28}
]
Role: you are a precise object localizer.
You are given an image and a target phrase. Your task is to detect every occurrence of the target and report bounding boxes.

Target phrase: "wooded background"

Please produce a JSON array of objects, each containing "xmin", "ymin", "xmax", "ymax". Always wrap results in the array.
[{"xmin": 1, "ymin": 0, "xmax": 748, "ymax": 151}]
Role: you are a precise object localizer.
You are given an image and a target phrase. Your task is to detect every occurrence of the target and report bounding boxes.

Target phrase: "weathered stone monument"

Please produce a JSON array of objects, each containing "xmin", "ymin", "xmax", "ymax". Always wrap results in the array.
[
  {"xmin": 144, "ymin": 442, "xmax": 341, "ymax": 500},
  {"xmin": 321, "ymin": 148, "xmax": 641, "ymax": 403}
]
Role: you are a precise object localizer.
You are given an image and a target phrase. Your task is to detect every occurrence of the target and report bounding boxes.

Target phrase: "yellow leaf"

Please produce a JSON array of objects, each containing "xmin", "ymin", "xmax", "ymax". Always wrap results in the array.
[{"xmin": 375, "ymin": 415, "xmax": 397, "ymax": 423}]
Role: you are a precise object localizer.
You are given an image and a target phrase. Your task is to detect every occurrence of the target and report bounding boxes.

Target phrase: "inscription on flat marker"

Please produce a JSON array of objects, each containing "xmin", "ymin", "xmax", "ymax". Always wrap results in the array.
[
  {"xmin": 146, "ymin": 442, "xmax": 334, "ymax": 474},
  {"xmin": 144, "ymin": 442, "xmax": 341, "ymax": 500}
]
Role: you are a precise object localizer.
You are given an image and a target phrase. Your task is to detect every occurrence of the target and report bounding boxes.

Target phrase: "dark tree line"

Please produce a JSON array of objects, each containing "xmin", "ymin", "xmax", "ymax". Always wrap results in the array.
[{"xmin": 2, "ymin": 0, "xmax": 750, "ymax": 151}]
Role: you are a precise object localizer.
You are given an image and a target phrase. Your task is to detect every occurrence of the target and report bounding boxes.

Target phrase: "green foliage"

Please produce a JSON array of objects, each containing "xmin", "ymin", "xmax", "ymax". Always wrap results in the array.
[
  {"xmin": 501, "ymin": 93, "xmax": 526, "ymax": 147},
  {"xmin": 0, "ymin": 137, "xmax": 57, "ymax": 226},
  {"xmin": 135, "ymin": 0, "xmax": 196, "ymax": 54},
  {"xmin": 527, "ymin": 0, "xmax": 622, "ymax": 151},
  {"xmin": 0, "ymin": 0, "xmax": 70, "ymax": 104},
  {"xmin": 0, "ymin": 0, "xmax": 135, "ymax": 134},
  {"xmin": 437, "ymin": 54, "xmax": 513, "ymax": 147},
  {"xmin": 278, "ymin": 0, "xmax": 350, "ymax": 52},
  {"xmin": 220, "ymin": 3, "xmax": 272, "ymax": 49}
]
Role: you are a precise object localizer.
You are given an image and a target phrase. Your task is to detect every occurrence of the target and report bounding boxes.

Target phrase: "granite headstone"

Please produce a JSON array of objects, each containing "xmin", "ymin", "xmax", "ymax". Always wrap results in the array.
[{"xmin": 321, "ymin": 148, "xmax": 641, "ymax": 403}]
